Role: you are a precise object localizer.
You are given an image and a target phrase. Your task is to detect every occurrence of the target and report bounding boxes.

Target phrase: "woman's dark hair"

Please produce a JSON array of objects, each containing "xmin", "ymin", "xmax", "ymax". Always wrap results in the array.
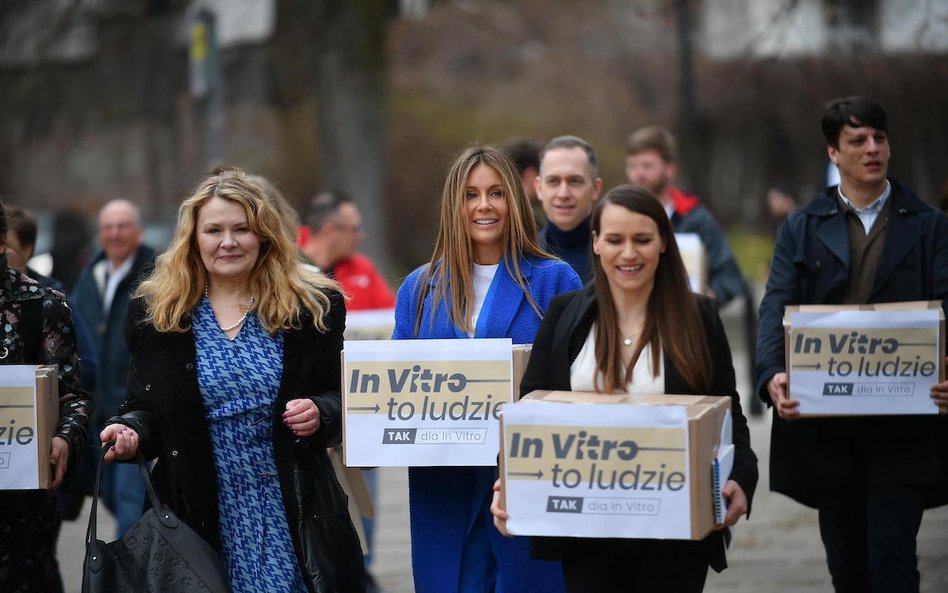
[
  {"xmin": 0, "ymin": 201, "xmax": 7, "ymax": 237},
  {"xmin": 590, "ymin": 185, "xmax": 711, "ymax": 393}
]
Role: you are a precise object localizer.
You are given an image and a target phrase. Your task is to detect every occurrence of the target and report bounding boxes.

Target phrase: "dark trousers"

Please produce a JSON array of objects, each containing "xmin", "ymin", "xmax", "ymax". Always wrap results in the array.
[
  {"xmin": 560, "ymin": 539, "xmax": 709, "ymax": 593},
  {"xmin": 818, "ymin": 485, "xmax": 925, "ymax": 593}
]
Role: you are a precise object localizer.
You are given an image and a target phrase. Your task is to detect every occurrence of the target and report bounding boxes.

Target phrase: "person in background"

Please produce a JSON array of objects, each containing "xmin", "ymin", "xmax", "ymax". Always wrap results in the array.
[
  {"xmin": 50, "ymin": 209, "xmax": 94, "ymax": 294},
  {"xmin": 535, "ymin": 135, "xmax": 603, "ymax": 283},
  {"xmin": 302, "ymin": 191, "xmax": 395, "ymax": 311},
  {"xmin": 625, "ymin": 125, "xmax": 745, "ymax": 305},
  {"xmin": 503, "ymin": 137, "xmax": 546, "ymax": 227},
  {"xmin": 766, "ymin": 187, "xmax": 797, "ymax": 233},
  {"xmin": 393, "ymin": 144, "xmax": 580, "ymax": 593},
  {"xmin": 5, "ymin": 204, "xmax": 98, "ymax": 593},
  {"xmin": 71, "ymin": 199, "xmax": 155, "ymax": 537},
  {"xmin": 491, "ymin": 185, "xmax": 757, "ymax": 592},
  {"xmin": 0, "ymin": 201, "xmax": 92, "ymax": 593},
  {"xmin": 99, "ymin": 167, "xmax": 364, "ymax": 592},
  {"xmin": 757, "ymin": 96, "xmax": 948, "ymax": 592}
]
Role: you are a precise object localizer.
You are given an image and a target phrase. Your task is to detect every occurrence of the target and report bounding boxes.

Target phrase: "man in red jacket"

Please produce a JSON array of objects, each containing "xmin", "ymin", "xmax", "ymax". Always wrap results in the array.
[
  {"xmin": 301, "ymin": 190, "xmax": 395, "ymax": 311},
  {"xmin": 625, "ymin": 125, "xmax": 745, "ymax": 305}
]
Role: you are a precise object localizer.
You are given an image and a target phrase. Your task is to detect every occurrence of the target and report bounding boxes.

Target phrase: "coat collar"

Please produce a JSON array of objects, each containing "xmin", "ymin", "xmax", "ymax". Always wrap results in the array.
[{"xmin": 801, "ymin": 179, "xmax": 929, "ymax": 298}]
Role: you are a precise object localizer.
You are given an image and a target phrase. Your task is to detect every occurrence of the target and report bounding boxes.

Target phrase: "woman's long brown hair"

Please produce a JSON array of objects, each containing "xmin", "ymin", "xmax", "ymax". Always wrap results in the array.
[
  {"xmin": 412, "ymin": 144, "xmax": 552, "ymax": 336},
  {"xmin": 591, "ymin": 185, "xmax": 711, "ymax": 393}
]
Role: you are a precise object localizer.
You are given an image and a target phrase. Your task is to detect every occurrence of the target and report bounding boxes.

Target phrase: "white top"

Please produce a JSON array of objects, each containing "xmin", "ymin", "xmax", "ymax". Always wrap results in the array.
[
  {"xmin": 468, "ymin": 263, "xmax": 499, "ymax": 337},
  {"xmin": 93, "ymin": 253, "xmax": 136, "ymax": 314},
  {"xmin": 570, "ymin": 322, "xmax": 665, "ymax": 394}
]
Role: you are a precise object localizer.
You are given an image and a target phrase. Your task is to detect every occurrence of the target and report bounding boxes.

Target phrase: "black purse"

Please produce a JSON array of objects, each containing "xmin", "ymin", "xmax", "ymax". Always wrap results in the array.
[{"xmin": 82, "ymin": 444, "xmax": 230, "ymax": 593}]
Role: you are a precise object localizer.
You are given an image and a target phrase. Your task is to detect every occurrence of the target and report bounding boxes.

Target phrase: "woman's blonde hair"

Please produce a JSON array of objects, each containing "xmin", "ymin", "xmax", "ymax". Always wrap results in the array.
[
  {"xmin": 413, "ymin": 144, "xmax": 552, "ymax": 336},
  {"xmin": 137, "ymin": 167, "xmax": 338, "ymax": 333}
]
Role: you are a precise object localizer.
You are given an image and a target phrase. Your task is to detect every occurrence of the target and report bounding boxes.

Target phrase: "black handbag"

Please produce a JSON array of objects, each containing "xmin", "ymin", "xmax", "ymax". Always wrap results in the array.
[{"xmin": 82, "ymin": 444, "xmax": 230, "ymax": 593}]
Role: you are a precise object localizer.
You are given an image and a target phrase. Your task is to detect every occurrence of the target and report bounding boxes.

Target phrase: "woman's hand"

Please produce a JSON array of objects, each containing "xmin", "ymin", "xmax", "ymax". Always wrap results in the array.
[
  {"xmin": 490, "ymin": 479, "xmax": 512, "ymax": 537},
  {"xmin": 284, "ymin": 399, "xmax": 321, "ymax": 437},
  {"xmin": 715, "ymin": 480, "xmax": 748, "ymax": 530},
  {"xmin": 767, "ymin": 372, "xmax": 800, "ymax": 419},
  {"xmin": 931, "ymin": 357, "xmax": 948, "ymax": 412},
  {"xmin": 49, "ymin": 436, "xmax": 70, "ymax": 489},
  {"xmin": 100, "ymin": 424, "xmax": 140, "ymax": 462}
]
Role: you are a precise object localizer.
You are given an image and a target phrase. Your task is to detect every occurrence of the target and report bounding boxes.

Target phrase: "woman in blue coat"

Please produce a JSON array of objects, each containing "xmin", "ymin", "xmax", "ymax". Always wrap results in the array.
[{"xmin": 394, "ymin": 144, "xmax": 580, "ymax": 593}]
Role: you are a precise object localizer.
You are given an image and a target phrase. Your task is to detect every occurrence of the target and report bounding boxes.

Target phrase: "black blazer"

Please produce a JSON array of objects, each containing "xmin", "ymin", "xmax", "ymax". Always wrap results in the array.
[
  {"xmin": 112, "ymin": 292, "xmax": 364, "ymax": 593},
  {"xmin": 521, "ymin": 284, "xmax": 758, "ymax": 572}
]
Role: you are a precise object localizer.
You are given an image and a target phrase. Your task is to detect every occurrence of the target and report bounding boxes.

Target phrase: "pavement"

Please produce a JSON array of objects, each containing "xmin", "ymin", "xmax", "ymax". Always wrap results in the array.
[{"xmin": 57, "ymin": 296, "xmax": 948, "ymax": 592}]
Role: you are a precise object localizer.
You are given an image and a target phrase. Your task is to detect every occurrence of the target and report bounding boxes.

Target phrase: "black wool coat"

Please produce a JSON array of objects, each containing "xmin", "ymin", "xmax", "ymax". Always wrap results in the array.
[
  {"xmin": 521, "ymin": 285, "xmax": 758, "ymax": 573},
  {"xmin": 112, "ymin": 291, "xmax": 364, "ymax": 593},
  {"xmin": 756, "ymin": 180, "xmax": 948, "ymax": 509}
]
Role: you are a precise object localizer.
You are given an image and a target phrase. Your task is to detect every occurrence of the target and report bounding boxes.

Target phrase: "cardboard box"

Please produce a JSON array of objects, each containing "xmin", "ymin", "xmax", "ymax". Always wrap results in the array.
[
  {"xmin": 0, "ymin": 365, "xmax": 59, "ymax": 490},
  {"xmin": 499, "ymin": 390, "xmax": 732, "ymax": 540},
  {"xmin": 512, "ymin": 344, "xmax": 532, "ymax": 397},
  {"xmin": 676, "ymin": 233, "xmax": 708, "ymax": 294},
  {"xmin": 343, "ymin": 309, "xmax": 396, "ymax": 341},
  {"xmin": 784, "ymin": 301, "xmax": 945, "ymax": 416},
  {"xmin": 342, "ymin": 338, "xmax": 515, "ymax": 467}
]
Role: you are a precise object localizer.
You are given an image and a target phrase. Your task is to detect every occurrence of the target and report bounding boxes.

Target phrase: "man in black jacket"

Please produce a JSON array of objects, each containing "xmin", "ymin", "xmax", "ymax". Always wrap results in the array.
[{"xmin": 757, "ymin": 96, "xmax": 948, "ymax": 593}]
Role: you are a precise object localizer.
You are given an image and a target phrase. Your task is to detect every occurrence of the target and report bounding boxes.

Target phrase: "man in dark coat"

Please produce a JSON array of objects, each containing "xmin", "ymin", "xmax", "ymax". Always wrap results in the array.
[
  {"xmin": 756, "ymin": 96, "xmax": 948, "ymax": 593},
  {"xmin": 72, "ymin": 199, "xmax": 155, "ymax": 538}
]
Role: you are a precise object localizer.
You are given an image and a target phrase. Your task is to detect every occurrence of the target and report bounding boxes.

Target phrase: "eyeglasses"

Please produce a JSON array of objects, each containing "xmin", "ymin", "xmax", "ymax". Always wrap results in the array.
[{"xmin": 333, "ymin": 223, "xmax": 364, "ymax": 234}]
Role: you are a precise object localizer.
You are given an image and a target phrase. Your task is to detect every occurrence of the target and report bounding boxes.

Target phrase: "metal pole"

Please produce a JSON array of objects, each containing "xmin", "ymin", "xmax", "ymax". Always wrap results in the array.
[{"xmin": 189, "ymin": 8, "xmax": 223, "ymax": 169}]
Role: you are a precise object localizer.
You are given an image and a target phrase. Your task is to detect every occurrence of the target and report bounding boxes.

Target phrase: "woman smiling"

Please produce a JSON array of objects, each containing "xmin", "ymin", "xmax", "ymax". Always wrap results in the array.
[{"xmin": 393, "ymin": 145, "xmax": 580, "ymax": 593}]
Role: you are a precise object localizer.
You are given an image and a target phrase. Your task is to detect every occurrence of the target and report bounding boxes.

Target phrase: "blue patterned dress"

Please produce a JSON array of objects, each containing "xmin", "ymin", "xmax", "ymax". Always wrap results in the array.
[{"xmin": 193, "ymin": 298, "xmax": 308, "ymax": 593}]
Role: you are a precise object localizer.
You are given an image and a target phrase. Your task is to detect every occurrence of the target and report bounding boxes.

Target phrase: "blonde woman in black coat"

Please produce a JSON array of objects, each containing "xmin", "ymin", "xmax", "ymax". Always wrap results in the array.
[{"xmin": 100, "ymin": 168, "xmax": 364, "ymax": 593}]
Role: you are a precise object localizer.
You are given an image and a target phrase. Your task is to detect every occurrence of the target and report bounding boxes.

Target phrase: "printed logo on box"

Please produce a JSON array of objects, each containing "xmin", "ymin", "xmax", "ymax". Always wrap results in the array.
[
  {"xmin": 343, "ymin": 338, "xmax": 514, "ymax": 467},
  {"xmin": 788, "ymin": 313, "xmax": 941, "ymax": 415},
  {"xmin": 505, "ymin": 425, "xmax": 688, "ymax": 496}
]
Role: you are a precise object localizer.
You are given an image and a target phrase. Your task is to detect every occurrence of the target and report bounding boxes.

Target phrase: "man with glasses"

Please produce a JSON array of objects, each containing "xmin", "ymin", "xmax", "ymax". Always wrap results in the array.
[{"xmin": 301, "ymin": 190, "xmax": 394, "ymax": 311}]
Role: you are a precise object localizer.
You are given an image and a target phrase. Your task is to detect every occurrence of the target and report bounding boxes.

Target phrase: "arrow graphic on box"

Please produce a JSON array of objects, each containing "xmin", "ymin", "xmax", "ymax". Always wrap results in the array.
[
  {"xmin": 509, "ymin": 470, "xmax": 544, "ymax": 479},
  {"xmin": 347, "ymin": 404, "xmax": 380, "ymax": 413},
  {"xmin": 793, "ymin": 363, "xmax": 821, "ymax": 370}
]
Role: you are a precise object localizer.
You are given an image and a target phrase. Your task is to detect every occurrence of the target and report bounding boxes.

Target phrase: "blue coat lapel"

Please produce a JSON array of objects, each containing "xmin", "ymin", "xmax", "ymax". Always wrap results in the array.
[{"xmin": 478, "ymin": 257, "xmax": 534, "ymax": 339}]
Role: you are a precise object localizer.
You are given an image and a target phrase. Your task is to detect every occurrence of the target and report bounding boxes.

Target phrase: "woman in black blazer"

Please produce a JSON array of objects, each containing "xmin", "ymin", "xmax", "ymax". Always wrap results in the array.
[{"xmin": 492, "ymin": 185, "xmax": 758, "ymax": 592}]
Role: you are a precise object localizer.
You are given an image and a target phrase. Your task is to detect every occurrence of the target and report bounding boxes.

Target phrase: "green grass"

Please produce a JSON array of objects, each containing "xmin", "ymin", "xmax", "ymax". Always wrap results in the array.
[{"xmin": 726, "ymin": 231, "xmax": 775, "ymax": 284}]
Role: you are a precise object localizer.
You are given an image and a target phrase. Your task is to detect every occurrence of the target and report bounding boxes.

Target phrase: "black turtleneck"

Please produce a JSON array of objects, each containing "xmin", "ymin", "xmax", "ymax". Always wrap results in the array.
[{"xmin": 539, "ymin": 217, "xmax": 592, "ymax": 282}]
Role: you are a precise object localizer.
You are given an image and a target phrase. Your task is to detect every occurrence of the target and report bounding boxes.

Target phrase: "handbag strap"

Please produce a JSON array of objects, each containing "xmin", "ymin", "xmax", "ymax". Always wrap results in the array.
[{"xmin": 85, "ymin": 441, "xmax": 164, "ymax": 546}]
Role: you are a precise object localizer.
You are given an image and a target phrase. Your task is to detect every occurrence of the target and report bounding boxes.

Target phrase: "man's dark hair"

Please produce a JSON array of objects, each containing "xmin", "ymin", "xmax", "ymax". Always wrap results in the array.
[
  {"xmin": 539, "ymin": 135, "xmax": 599, "ymax": 179},
  {"xmin": 821, "ymin": 96, "xmax": 888, "ymax": 149},
  {"xmin": 305, "ymin": 190, "xmax": 353, "ymax": 231},
  {"xmin": 502, "ymin": 137, "xmax": 543, "ymax": 175},
  {"xmin": 6, "ymin": 205, "xmax": 37, "ymax": 249}
]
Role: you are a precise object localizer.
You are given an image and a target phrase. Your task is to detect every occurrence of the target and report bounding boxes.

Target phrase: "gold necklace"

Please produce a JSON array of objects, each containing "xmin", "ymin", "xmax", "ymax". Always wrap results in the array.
[{"xmin": 204, "ymin": 281, "xmax": 255, "ymax": 332}]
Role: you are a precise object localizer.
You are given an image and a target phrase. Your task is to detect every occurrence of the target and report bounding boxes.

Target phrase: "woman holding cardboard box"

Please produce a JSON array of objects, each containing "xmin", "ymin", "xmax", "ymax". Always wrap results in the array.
[
  {"xmin": 98, "ymin": 167, "xmax": 364, "ymax": 593},
  {"xmin": 393, "ymin": 144, "xmax": 580, "ymax": 593},
  {"xmin": 0, "ymin": 202, "xmax": 92, "ymax": 593},
  {"xmin": 491, "ymin": 185, "xmax": 758, "ymax": 592}
]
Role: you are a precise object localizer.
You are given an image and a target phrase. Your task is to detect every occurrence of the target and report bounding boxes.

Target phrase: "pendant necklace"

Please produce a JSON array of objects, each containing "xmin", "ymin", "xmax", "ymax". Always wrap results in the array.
[
  {"xmin": 205, "ymin": 281, "xmax": 256, "ymax": 332},
  {"xmin": 622, "ymin": 324, "xmax": 644, "ymax": 347}
]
